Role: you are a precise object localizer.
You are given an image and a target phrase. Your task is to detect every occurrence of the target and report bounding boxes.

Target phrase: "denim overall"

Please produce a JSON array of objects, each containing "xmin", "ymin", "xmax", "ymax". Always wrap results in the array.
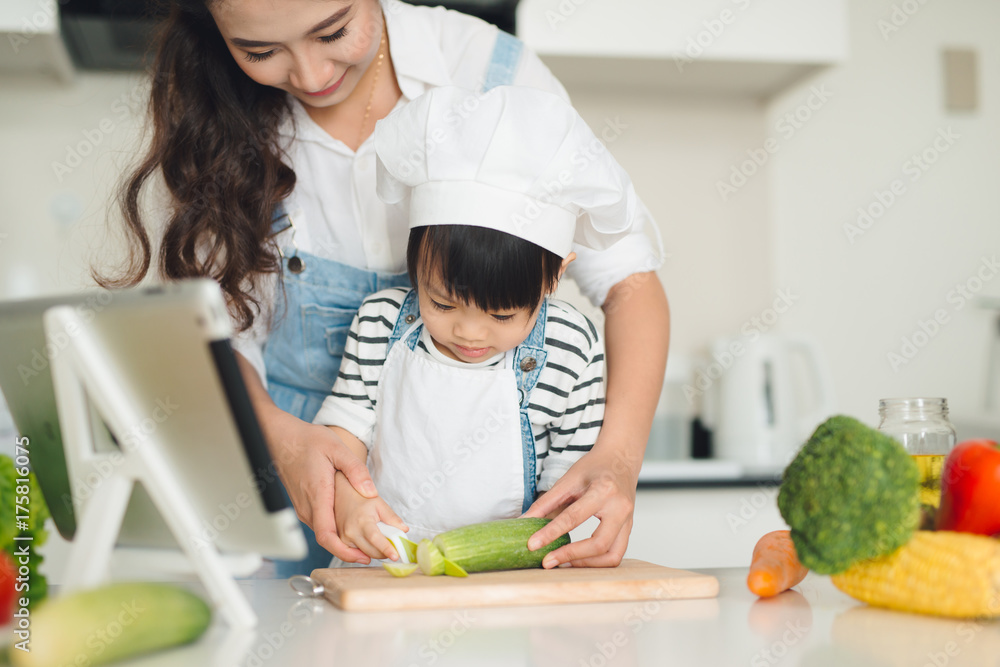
[{"xmin": 267, "ymin": 32, "xmax": 525, "ymax": 577}]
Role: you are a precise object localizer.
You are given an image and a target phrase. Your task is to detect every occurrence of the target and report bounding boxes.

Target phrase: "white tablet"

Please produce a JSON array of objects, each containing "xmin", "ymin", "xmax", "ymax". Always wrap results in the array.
[{"xmin": 0, "ymin": 279, "xmax": 306, "ymax": 560}]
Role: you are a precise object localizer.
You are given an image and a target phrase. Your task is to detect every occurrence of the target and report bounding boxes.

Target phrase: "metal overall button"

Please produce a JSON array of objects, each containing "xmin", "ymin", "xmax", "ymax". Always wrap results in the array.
[
  {"xmin": 404, "ymin": 314, "xmax": 416, "ymax": 324},
  {"xmin": 520, "ymin": 357, "xmax": 537, "ymax": 372}
]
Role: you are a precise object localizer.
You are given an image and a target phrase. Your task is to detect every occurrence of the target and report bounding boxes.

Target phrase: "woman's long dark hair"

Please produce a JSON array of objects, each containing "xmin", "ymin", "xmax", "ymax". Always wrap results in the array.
[{"xmin": 97, "ymin": 0, "xmax": 295, "ymax": 332}]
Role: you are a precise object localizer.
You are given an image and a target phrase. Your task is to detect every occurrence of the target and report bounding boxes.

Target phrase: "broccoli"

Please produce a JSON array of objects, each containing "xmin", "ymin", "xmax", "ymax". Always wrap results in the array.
[{"xmin": 777, "ymin": 415, "xmax": 920, "ymax": 575}]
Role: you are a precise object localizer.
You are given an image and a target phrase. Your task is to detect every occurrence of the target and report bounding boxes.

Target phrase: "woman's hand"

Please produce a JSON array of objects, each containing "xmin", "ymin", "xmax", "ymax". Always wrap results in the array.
[
  {"xmin": 271, "ymin": 417, "xmax": 380, "ymax": 562},
  {"xmin": 524, "ymin": 272, "xmax": 669, "ymax": 568},
  {"xmin": 522, "ymin": 446, "xmax": 639, "ymax": 568}
]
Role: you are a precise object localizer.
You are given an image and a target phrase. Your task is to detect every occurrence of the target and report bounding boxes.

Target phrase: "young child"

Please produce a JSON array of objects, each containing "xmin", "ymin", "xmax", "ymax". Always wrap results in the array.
[{"xmin": 312, "ymin": 85, "xmax": 642, "ymax": 564}]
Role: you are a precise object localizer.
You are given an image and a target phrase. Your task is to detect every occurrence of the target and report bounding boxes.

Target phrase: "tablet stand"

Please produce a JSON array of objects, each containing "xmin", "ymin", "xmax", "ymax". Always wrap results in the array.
[{"xmin": 45, "ymin": 305, "xmax": 258, "ymax": 628}]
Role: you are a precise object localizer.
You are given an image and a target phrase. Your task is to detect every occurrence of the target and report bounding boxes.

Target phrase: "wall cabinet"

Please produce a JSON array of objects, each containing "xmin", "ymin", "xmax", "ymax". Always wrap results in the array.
[
  {"xmin": 0, "ymin": 0, "xmax": 73, "ymax": 81},
  {"xmin": 517, "ymin": 0, "xmax": 848, "ymax": 98}
]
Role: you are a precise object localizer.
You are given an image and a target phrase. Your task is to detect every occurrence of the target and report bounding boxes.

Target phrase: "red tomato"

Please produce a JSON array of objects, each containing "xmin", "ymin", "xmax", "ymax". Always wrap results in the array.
[
  {"xmin": 0, "ymin": 550, "xmax": 15, "ymax": 624},
  {"xmin": 935, "ymin": 439, "xmax": 1000, "ymax": 535}
]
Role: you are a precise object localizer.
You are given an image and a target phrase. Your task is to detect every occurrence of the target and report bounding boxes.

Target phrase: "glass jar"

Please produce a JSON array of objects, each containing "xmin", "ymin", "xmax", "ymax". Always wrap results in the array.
[{"xmin": 877, "ymin": 397, "xmax": 956, "ymax": 509}]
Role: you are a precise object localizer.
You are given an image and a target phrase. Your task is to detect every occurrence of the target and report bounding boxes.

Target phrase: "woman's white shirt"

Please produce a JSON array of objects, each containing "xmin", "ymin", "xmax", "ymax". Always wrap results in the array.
[{"xmin": 233, "ymin": 0, "xmax": 663, "ymax": 385}]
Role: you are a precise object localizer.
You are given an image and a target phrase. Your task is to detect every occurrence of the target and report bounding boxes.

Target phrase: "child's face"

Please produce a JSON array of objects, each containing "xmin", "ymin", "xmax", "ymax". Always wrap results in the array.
[{"xmin": 416, "ymin": 274, "xmax": 542, "ymax": 364}]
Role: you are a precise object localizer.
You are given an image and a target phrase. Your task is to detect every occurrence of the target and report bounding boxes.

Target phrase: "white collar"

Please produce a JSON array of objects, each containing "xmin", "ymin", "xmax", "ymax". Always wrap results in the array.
[{"xmin": 381, "ymin": 0, "xmax": 452, "ymax": 98}]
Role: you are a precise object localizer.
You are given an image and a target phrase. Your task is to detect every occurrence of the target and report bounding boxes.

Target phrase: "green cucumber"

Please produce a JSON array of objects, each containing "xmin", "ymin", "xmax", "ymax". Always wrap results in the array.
[
  {"xmin": 398, "ymin": 536, "xmax": 419, "ymax": 563},
  {"xmin": 417, "ymin": 539, "xmax": 445, "ymax": 576},
  {"xmin": 383, "ymin": 562, "xmax": 419, "ymax": 577},
  {"xmin": 430, "ymin": 517, "xmax": 570, "ymax": 574},
  {"xmin": 12, "ymin": 582, "xmax": 211, "ymax": 667},
  {"xmin": 442, "ymin": 558, "xmax": 468, "ymax": 577}
]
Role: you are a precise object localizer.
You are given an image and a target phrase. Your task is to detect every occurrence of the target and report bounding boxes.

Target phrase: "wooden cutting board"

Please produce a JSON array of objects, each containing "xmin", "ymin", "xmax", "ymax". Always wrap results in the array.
[{"xmin": 309, "ymin": 559, "xmax": 719, "ymax": 612}]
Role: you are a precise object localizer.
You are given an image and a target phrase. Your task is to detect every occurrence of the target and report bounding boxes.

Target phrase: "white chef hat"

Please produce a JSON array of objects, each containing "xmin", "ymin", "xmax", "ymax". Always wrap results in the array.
[{"xmin": 373, "ymin": 85, "xmax": 638, "ymax": 258}]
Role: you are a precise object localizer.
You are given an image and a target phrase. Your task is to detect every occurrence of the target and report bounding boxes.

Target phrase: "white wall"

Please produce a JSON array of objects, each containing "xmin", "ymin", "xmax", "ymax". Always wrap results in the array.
[
  {"xmin": 766, "ymin": 0, "xmax": 1000, "ymax": 426},
  {"xmin": 0, "ymin": 72, "xmax": 148, "ymax": 298},
  {"xmin": 554, "ymin": 90, "xmax": 772, "ymax": 363}
]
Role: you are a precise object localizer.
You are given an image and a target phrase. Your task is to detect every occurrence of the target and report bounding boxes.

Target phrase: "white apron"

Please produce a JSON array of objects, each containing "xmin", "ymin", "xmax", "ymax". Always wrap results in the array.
[
  {"xmin": 328, "ymin": 290, "xmax": 549, "ymax": 567},
  {"xmin": 370, "ymin": 318, "xmax": 525, "ymax": 544}
]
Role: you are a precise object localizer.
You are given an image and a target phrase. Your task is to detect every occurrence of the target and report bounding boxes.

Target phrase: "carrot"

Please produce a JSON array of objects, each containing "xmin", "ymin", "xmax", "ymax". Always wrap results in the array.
[{"xmin": 747, "ymin": 530, "xmax": 809, "ymax": 597}]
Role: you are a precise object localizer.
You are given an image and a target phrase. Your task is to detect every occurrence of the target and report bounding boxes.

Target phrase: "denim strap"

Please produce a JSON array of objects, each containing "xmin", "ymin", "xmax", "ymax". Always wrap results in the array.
[
  {"xmin": 482, "ymin": 31, "xmax": 523, "ymax": 92},
  {"xmin": 387, "ymin": 289, "xmax": 423, "ymax": 355},
  {"xmin": 512, "ymin": 299, "xmax": 548, "ymax": 511},
  {"xmin": 271, "ymin": 203, "xmax": 290, "ymax": 234}
]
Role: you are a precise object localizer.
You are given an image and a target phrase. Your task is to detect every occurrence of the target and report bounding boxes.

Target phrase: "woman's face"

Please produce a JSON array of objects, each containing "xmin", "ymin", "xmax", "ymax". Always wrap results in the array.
[{"xmin": 209, "ymin": 0, "xmax": 384, "ymax": 109}]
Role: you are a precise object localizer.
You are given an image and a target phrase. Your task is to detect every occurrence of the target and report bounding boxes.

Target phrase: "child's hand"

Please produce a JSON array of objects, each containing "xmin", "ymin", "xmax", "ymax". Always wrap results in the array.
[{"xmin": 334, "ymin": 472, "xmax": 408, "ymax": 563}]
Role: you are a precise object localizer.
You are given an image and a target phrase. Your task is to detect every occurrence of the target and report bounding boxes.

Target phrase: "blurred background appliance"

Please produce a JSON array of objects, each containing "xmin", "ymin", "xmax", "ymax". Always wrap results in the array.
[{"xmin": 701, "ymin": 333, "xmax": 836, "ymax": 471}]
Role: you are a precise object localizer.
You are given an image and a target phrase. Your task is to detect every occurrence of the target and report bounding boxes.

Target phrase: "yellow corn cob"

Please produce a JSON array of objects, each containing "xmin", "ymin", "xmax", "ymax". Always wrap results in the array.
[{"xmin": 831, "ymin": 531, "xmax": 1000, "ymax": 618}]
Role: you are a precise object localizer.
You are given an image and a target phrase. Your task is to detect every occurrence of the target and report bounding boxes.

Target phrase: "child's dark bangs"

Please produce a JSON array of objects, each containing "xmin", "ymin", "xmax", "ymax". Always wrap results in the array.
[{"xmin": 406, "ymin": 226, "xmax": 561, "ymax": 312}]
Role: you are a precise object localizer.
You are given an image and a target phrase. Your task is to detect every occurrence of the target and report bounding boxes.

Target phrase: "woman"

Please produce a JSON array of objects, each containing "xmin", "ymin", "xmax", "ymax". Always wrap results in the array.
[{"xmin": 107, "ymin": 0, "xmax": 670, "ymax": 576}]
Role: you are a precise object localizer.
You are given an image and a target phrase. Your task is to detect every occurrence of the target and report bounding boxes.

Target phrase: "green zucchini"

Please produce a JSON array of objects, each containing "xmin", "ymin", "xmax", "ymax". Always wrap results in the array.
[
  {"xmin": 12, "ymin": 582, "xmax": 211, "ymax": 667},
  {"xmin": 419, "ymin": 517, "xmax": 570, "ymax": 575}
]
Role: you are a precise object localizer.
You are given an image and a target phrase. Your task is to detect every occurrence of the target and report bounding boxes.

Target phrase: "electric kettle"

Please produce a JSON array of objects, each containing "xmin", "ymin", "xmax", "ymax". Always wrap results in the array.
[{"xmin": 701, "ymin": 333, "xmax": 836, "ymax": 470}]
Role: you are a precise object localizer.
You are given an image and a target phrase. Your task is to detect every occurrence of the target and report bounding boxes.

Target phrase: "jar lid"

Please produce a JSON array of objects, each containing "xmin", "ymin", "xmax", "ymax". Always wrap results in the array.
[{"xmin": 878, "ymin": 397, "xmax": 949, "ymax": 415}]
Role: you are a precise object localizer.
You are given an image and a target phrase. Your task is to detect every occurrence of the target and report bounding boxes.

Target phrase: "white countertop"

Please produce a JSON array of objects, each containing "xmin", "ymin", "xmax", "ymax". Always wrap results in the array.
[{"xmin": 88, "ymin": 568, "xmax": 1000, "ymax": 667}]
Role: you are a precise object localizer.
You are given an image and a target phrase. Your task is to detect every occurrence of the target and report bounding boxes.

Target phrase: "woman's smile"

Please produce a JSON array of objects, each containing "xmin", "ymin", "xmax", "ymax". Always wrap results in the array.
[{"xmin": 304, "ymin": 71, "xmax": 348, "ymax": 97}]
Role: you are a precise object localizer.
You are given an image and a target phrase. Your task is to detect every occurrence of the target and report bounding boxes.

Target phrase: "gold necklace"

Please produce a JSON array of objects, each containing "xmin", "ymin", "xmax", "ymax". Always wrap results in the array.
[{"xmin": 358, "ymin": 30, "xmax": 387, "ymax": 148}]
